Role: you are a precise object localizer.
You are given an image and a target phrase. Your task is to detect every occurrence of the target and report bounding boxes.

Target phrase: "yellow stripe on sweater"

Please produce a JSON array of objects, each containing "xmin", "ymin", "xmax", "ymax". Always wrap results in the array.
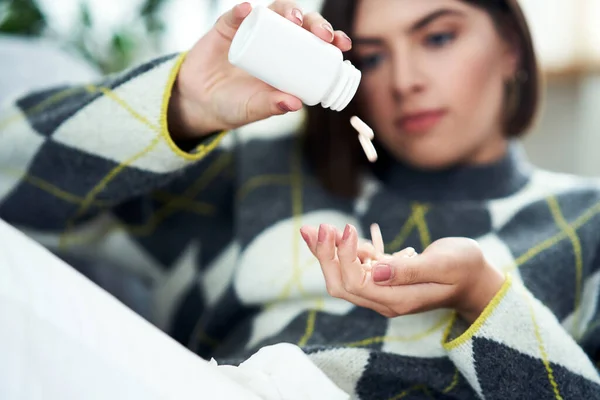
[{"xmin": 442, "ymin": 274, "xmax": 513, "ymax": 350}]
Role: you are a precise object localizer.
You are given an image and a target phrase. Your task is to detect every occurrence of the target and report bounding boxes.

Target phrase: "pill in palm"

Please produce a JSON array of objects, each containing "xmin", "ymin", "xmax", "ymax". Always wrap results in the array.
[{"xmin": 370, "ymin": 223, "xmax": 384, "ymax": 255}]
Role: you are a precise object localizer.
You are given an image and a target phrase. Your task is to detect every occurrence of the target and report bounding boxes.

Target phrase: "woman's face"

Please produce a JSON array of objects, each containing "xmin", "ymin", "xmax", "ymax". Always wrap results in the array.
[{"xmin": 353, "ymin": 0, "xmax": 519, "ymax": 169}]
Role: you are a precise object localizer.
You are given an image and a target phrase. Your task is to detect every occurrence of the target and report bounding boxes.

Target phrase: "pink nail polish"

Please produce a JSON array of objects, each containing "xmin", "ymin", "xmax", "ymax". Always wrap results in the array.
[
  {"xmin": 278, "ymin": 102, "xmax": 293, "ymax": 112},
  {"xmin": 291, "ymin": 8, "xmax": 303, "ymax": 25},
  {"xmin": 373, "ymin": 265, "xmax": 392, "ymax": 282},
  {"xmin": 318, "ymin": 224, "xmax": 327, "ymax": 243},
  {"xmin": 300, "ymin": 229, "xmax": 310, "ymax": 245},
  {"xmin": 322, "ymin": 23, "xmax": 334, "ymax": 39},
  {"xmin": 342, "ymin": 224, "xmax": 351, "ymax": 241}
]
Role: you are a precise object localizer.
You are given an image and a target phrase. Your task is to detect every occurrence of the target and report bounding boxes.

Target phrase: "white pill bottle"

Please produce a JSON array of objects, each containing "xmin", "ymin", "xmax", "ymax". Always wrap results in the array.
[{"xmin": 228, "ymin": 5, "xmax": 362, "ymax": 111}]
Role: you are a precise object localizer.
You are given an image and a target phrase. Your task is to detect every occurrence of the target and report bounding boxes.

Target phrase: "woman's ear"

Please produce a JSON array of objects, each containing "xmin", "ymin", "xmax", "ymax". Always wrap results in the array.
[{"xmin": 501, "ymin": 32, "xmax": 522, "ymax": 80}]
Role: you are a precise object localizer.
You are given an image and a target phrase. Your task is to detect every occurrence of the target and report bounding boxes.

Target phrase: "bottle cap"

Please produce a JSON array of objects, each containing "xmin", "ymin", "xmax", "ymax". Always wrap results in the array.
[{"xmin": 322, "ymin": 60, "xmax": 361, "ymax": 111}]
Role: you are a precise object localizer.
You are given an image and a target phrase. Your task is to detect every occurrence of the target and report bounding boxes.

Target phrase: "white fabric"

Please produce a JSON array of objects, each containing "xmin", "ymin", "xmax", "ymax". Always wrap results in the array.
[
  {"xmin": 0, "ymin": 219, "xmax": 349, "ymax": 400},
  {"xmin": 0, "ymin": 35, "xmax": 100, "ymax": 105}
]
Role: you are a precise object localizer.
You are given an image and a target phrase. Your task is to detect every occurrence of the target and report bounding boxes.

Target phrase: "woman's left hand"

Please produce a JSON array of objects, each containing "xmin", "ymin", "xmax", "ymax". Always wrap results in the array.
[{"xmin": 300, "ymin": 224, "xmax": 506, "ymax": 323}]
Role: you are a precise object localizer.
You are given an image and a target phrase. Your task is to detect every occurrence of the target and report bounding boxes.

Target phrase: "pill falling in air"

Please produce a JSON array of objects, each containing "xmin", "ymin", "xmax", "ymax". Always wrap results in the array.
[
  {"xmin": 350, "ymin": 116, "xmax": 378, "ymax": 162},
  {"xmin": 350, "ymin": 115, "xmax": 374, "ymax": 140}
]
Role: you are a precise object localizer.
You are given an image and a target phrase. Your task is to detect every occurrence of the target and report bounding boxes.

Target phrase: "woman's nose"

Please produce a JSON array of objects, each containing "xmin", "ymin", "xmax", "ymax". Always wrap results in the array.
[{"xmin": 390, "ymin": 53, "xmax": 425, "ymax": 99}]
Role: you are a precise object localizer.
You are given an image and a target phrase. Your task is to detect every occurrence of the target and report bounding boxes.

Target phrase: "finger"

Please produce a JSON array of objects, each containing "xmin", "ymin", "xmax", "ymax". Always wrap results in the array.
[
  {"xmin": 305, "ymin": 224, "xmax": 368, "ymax": 296},
  {"xmin": 337, "ymin": 224, "xmax": 359, "ymax": 265},
  {"xmin": 315, "ymin": 224, "xmax": 336, "ymax": 262},
  {"xmin": 361, "ymin": 282, "xmax": 452, "ymax": 316},
  {"xmin": 245, "ymin": 89, "xmax": 303, "ymax": 121},
  {"xmin": 303, "ymin": 12, "xmax": 335, "ymax": 43},
  {"xmin": 315, "ymin": 224, "xmax": 345, "ymax": 298},
  {"xmin": 338, "ymin": 225, "xmax": 371, "ymax": 295},
  {"xmin": 268, "ymin": 1, "xmax": 303, "ymax": 26},
  {"xmin": 311, "ymin": 225, "xmax": 398, "ymax": 317},
  {"xmin": 332, "ymin": 30, "xmax": 352, "ymax": 52},
  {"xmin": 304, "ymin": 224, "xmax": 345, "ymax": 296},
  {"xmin": 310, "ymin": 224, "xmax": 345, "ymax": 298},
  {"xmin": 313, "ymin": 251, "xmax": 397, "ymax": 317},
  {"xmin": 215, "ymin": 2, "xmax": 253, "ymax": 40},
  {"xmin": 371, "ymin": 252, "xmax": 442, "ymax": 286},
  {"xmin": 300, "ymin": 225, "xmax": 318, "ymax": 255}
]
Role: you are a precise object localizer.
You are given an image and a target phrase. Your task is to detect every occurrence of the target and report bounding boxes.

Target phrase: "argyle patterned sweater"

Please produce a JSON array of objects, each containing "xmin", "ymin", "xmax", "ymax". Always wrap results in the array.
[{"xmin": 1, "ymin": 53, "xmax": 600, "ymax": 400}]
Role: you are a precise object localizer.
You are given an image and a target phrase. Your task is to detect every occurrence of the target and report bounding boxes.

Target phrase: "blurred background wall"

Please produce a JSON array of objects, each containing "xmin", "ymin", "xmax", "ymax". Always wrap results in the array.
[{"xmin": 1, "ymin": 0, "xmax": 599, "ymax": 177}]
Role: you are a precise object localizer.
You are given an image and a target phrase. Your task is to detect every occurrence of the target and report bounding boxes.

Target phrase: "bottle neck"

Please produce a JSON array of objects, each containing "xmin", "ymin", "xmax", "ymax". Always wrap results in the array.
[{"xmin": 321, "ymin": 61, "xmax": 362, "ymax": 111}]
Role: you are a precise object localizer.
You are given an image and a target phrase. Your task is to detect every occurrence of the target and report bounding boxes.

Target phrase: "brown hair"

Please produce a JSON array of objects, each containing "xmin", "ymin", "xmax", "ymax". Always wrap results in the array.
[{"xmin": 302, "ymin": 0, "xmax": 541, "ymax": 197}]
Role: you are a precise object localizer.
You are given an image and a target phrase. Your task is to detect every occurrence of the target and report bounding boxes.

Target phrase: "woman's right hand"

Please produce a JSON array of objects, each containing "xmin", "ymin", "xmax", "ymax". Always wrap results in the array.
[{"xmin": 167, "ymin": 1, "xmax": 353, "ymax": 139}]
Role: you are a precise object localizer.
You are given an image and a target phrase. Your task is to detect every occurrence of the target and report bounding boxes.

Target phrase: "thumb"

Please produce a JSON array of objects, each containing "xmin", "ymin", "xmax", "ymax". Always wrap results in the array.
[
  {"xmin": 215, "ymin": 2, "xmax": 253, "ymax": 41},
  {"xmin": 372, "ymin": 247, "xmax": 436, "ymax": 285},
  {"xmin": 300, "ymin": 225, "xmax": 318, "ymax": 256}
]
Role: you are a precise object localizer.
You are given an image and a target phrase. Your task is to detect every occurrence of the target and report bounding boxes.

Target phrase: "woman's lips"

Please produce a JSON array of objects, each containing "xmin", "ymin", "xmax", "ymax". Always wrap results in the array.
[{"xmin": 395, "ymin": 109, "xmax": 447, "ymax": 134}]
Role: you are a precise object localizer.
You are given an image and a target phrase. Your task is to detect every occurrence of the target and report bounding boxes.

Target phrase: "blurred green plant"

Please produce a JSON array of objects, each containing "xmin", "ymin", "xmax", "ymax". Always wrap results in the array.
[
  {"xmin": 0, "ymin": 0, "xmax": 170, "ymax": 73},
  {"xmin": 0, "ymin": 0, "xmax": 46, "ymax": 35}
]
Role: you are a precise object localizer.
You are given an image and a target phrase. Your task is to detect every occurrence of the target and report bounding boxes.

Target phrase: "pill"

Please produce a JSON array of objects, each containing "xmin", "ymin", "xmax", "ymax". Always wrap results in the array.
[
  {"xmin": 351, "ymin": 116, "xmax": 378, "ymax": 163},
  {"xmin": 350, "ymin": 116, "xmax": 374, "ymax": 140},
  {"xmin": 358, "ymin": 133, "xmax": 378, "ymax": 162}
]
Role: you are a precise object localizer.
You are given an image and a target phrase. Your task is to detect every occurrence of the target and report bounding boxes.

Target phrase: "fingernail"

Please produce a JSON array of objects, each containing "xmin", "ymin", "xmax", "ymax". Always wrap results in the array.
[
  {"xmin": 318, "ymin": 224, "xmax": 327, "ymax": 243},
  {"xmin": 291, "ymin": 8, "xmax": 303, "ymax": 25},
  {"xmin": 342, "ymin": 224, "xmax": 351, "ymax": 241},
  {"xmin": 321, "ymin": 22, "xmax": 334, "ymax": 39},
  {"xmin": 278, "ymin": 102, "xmax": 293, "ymax": 112},
  {"xmin": 342, "ymin": 32, "xmax": 352, "ymax": 43},
  {"xmin": 373, "ymin": 265, "xmax": 392, "ymax": 282},
  {"xmin": 300, "ymin": 229, "xmax": 310, "ymax": 245}
]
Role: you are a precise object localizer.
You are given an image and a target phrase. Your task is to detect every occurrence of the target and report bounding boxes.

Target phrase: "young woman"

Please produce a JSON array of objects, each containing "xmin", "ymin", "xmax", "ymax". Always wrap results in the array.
[{"xmin": 1, "ymin": 0, "xmax": 599, "ymax": 398}]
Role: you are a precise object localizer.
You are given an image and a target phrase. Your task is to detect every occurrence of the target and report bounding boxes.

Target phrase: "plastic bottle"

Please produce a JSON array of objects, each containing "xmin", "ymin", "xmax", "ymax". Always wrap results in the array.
[{"xmin": 228, "ymin": 5, "xmax": 362, "ymax": 111}]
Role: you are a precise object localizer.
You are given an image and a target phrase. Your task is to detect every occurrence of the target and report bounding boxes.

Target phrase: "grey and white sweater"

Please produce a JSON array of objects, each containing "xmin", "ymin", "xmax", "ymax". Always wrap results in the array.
[{"xmin": 1, "ymin": 53, "xmax": 599, "ymax": 399}]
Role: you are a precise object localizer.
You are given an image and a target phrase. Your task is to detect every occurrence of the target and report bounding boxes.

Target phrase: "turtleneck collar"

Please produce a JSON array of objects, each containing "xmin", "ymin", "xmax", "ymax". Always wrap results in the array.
[{"xmin": 374, "ymin": 141, "xmax": 532, "ymax": 202}]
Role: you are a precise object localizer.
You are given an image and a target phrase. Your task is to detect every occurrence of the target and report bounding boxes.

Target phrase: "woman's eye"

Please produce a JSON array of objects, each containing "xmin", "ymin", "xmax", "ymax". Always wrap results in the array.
[
  {"xmin": 424, "ymin": 32, "xmax": 456, "ymax": 48},
  {"xmin": 357, "ymin": 53, "xmax": 385, "ymax": 71}
]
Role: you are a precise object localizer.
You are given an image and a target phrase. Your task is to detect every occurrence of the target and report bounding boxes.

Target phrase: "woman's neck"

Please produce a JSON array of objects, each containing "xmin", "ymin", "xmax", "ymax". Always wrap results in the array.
[
  {"xmin": 375, "ymin": 140, "xmax": 532, "ymax": 202},
  {"xmin": 463, "ymin": 135, "xmax": 509, "ymax": 166}
]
